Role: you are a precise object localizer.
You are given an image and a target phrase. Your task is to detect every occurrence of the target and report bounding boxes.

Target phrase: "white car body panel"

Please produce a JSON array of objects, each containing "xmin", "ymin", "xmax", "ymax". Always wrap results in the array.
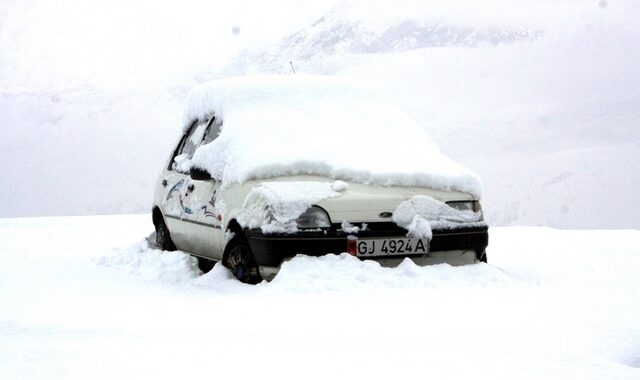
[{"xmin": 155, "ymin": 160, "xmax": 479, "ymax": 262}]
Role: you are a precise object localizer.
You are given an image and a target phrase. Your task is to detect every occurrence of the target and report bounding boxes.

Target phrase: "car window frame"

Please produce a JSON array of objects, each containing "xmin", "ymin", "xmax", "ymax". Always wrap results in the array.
[
  {"xmin": 168, "ymin": 116, "xmax": 217, "ymax": 172},
  {"xmin": 168, "ymin": 120, "xmax": 196, "ymax": 171},
  {"xmin": 202, "ymin": 116, "xmax": 221, "ymax": 146}
]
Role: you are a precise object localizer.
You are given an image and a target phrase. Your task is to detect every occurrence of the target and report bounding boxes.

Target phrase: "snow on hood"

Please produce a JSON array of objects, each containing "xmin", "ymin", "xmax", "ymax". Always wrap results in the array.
[
  {"xmin": 183, "ymin": 75, "xmax": 482, "ymax": 198},
  {"xmin": 237, "ymin": 181, "xmax": 343, "ymax": 234},
  {"xmin": 392, "ymin": 195, "xmax": 483, "ymax": 239}
]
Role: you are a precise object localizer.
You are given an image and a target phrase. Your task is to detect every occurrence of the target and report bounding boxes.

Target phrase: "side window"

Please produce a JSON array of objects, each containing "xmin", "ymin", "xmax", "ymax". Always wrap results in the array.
[
  {"xmin": 202, "ymin": 116, "xmax": 222, "ymax": 145},
  {"xmin": 170, "ymin": 118, "xmax": 209, "ymax": 172},
  {"xmin": 180, "ymin": 122, "xmax": 207, "ymax": 159}
]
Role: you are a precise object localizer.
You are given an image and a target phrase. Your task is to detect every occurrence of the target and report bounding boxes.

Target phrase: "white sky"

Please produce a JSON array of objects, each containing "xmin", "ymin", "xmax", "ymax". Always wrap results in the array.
[{"xmin": 0, "ymin": 0, "xmax": 334, "ymax": 90}]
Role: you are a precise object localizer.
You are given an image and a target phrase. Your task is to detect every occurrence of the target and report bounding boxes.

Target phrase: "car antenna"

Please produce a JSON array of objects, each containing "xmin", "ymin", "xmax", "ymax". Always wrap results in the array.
[{"xmin": 289, "ymin": 61, "xmax": 296, "ymax": 75}]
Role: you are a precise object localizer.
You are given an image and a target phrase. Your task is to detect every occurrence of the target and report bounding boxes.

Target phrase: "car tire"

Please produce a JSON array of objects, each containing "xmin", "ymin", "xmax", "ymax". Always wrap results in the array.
[
  {"xmin": 196, "ymin": 256, "xmax": 216, "ymax": 273},
  {"xmin": 479, "ymin": 249, "xmax": 488, "ymax": 263},
  {"xmin": 224, "ymin": 235, "xmax": 262, "ymax": 284},
  {"xmin": 155, "ymin": 216, "xmax": 177, "ymax": 251}
]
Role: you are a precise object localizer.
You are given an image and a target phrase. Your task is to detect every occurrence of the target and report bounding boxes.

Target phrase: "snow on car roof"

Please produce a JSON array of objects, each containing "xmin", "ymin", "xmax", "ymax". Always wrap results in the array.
[{"xmin": 184, "ymin": 75, "xmax": 482, "ymax": 197}]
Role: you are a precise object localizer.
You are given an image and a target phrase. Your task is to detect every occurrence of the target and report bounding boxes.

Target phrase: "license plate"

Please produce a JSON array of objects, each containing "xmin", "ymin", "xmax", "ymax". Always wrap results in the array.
[{"xmin": 355, "ymin": 238, "xmax": 429, "ymax": 257}]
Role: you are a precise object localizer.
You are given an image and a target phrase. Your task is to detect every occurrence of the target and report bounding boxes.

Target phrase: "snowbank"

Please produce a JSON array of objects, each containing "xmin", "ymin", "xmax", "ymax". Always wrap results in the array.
[
  {"xmin": 183, "ymin": 75, "xmax": 482, "ymax": 197},
  {"xmin": 268, "ymin": 253, "xmax": 513, "ymax": 292}
]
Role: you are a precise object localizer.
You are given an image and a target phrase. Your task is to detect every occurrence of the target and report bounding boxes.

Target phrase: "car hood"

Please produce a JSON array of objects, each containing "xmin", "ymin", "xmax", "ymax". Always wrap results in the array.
[{"xmin": 225, "ymin": 175, "xmax": 476, "ymax": 224}]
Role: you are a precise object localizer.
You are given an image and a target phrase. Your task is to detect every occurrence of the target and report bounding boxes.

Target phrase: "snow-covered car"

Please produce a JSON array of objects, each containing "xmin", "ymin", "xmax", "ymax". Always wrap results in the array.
[{"xmin": 152, "ymin": 75, "xmax": 488, "ymax": 283}]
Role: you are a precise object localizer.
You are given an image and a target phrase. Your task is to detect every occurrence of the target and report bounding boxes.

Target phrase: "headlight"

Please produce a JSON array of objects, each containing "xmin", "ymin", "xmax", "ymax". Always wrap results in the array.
[
  {"xmin": 296, "ymin": 206, "xmax": 331, "ymax": 229},
  {"xmin": 446, "ymin": 201, "xmax": 483, "ymax": 220}
]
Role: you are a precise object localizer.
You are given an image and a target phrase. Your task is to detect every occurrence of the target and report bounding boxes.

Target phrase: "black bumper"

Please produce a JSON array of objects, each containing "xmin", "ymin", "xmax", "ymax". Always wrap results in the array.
[{"xmin": 246, "ymin": 222, "xmax": 489, "ymax": 267}]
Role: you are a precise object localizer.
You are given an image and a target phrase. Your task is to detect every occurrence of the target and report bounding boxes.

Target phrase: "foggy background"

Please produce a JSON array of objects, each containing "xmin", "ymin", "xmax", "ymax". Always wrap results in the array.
[{"xmin": 1, "ymin": 0, "xmax": 639, "ymax": 229}]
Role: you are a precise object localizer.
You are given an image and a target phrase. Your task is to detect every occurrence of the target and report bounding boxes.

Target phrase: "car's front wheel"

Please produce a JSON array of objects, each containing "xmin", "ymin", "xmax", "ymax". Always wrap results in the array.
[
  {"xmin": 478, "ymin": 249, "xmax": 488, "ymax": 263},
  {"xmin": 224, "ymin": 235, "xmax": 262, "ymax": 284}
]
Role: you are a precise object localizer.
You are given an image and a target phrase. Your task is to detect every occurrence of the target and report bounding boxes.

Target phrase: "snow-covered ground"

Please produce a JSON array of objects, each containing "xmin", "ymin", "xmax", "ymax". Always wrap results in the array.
[{"xmin": 1, "ymin": 214, "xmax": 639, "ymax": 379}]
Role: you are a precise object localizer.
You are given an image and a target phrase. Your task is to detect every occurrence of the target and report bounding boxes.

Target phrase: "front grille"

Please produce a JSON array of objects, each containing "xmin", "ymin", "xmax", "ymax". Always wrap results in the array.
[{"xmin": 331, "ymin": 222, "xmax": 403, "ymax": 233}]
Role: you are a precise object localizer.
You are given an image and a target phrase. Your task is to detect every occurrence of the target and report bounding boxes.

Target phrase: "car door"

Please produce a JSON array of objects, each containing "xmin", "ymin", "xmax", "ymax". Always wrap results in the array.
[
  {"xmin": 180, "ymin": 174, "xmax": 223, "ymax": 259},
  {"xmin": 161, "ymin": 118, "xmax": 209, "ymax": 253},
  {"xmin": 182, "ymin": 118, "xmax": 225, "ymax": 259},
  {"xmin": 163, "ymin": 117, "xmax": 225, "ymax": 258}
]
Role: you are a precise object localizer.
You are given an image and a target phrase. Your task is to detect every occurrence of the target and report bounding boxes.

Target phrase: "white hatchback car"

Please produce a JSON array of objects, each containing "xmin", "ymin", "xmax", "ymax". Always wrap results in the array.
[{"xmin": 152, "ymin": 76, "xmax": 488, "ymax": 284}]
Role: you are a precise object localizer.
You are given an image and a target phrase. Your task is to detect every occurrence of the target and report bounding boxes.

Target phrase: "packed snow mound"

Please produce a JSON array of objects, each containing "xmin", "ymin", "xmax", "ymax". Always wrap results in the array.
[
  {"xmin": 184, "ymin": 75, "xmax": 482, "ymax": 197},
  {"xmin": 393, "ymin": 195, "xmax": 483, "ymax": 238},
  {"xmin": 237, "ymin": 181, "xmax": 342, "ymax": 233}
]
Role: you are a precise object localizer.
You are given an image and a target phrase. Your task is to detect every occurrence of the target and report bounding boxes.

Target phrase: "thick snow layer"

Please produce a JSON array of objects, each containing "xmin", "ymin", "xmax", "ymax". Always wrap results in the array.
[
  {"xmin": 2, "ymin": 215, "xmax": 640, "ymax": 379},
  {"xmin": 237, "ymin": 181, "xmax": 341, "ymax": 233},
  {"xmin": 183, "ymin": 75, "xmax": 482, "ymax": 197}
]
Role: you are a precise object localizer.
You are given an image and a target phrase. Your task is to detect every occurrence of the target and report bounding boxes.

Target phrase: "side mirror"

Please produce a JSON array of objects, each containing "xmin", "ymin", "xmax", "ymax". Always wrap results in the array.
[{"xmin": 189, "ymin": 166, "xmax": 212, "ymax": 181}]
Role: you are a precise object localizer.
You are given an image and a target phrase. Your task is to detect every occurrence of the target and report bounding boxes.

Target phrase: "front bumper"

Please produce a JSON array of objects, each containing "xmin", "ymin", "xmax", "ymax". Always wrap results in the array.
[{"xmin": 246, "ymin": 222, "xmax": 489, "ymax": 267}]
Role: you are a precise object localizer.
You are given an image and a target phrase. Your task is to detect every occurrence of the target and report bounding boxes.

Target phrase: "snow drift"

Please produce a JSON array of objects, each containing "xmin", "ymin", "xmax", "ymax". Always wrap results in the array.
[{"xmin": 183, "ymin": 75, "xmax": 482, "ymax": 197}]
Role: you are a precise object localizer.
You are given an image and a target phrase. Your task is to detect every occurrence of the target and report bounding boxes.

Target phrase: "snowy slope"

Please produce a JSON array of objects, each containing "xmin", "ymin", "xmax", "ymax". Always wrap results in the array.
[
  {"xmin": 1, "ymin": 214, "xmax": 639, "ymax": 379},
  {"xmin": 1, "ymin": 0, "xmax": 639, "ymax": 229}
]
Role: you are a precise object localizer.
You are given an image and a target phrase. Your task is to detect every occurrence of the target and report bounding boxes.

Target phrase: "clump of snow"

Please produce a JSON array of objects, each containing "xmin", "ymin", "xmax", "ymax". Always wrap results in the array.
[
  {"xmin": 172, "ymin": 153, "xmax": 191, "ymax": 173},
  {"xmin": 404, "ymin": 215, "xmax": 433, "ymax": 239},
  {"xmin": 393, "ymin": 195, "xmax": 481, "ymax": 238},
  {"xmin": 183, "ymin": 75, "xmax": 482, "ymax": 197},
  {"xmin": 331, "ymin": 180, "xmax": 348, "ymax": 192},
  {"xmin": 340, "ymin": 220, "xmax": 360, "ymax": 233},
  {"xmin": 237, "ymin": 181, "xmax": 341, "ymax": 233}
]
